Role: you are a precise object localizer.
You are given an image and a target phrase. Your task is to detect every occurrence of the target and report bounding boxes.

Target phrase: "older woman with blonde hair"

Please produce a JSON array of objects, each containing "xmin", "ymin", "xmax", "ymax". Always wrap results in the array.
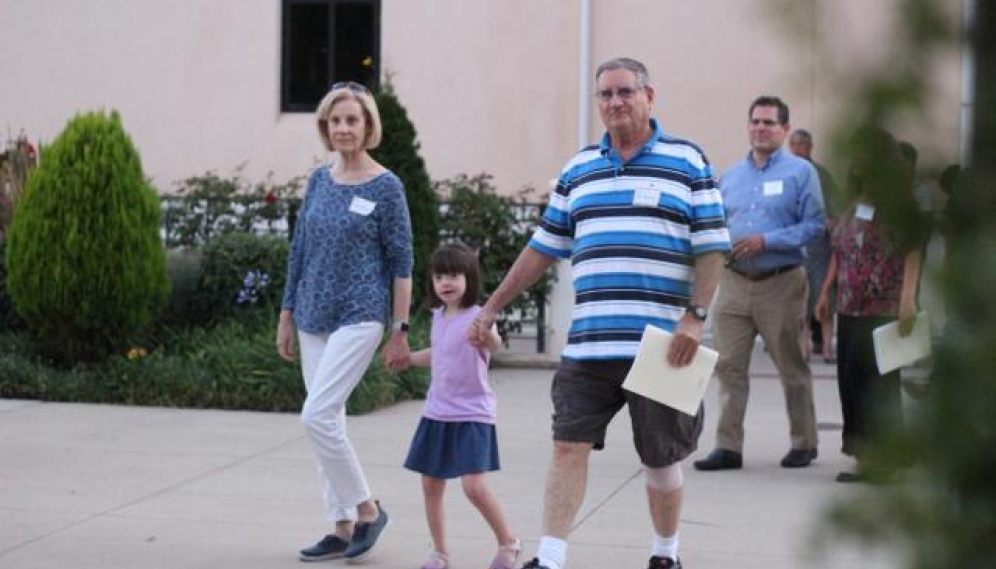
[{"xmin": 277, "ymin": 81, "xmax": 413, "ymax": 562}]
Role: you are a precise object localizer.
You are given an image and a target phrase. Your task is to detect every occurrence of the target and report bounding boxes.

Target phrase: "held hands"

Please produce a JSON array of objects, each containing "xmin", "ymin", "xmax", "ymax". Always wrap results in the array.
[
  {"xmin": 667, "ymin": 315, "xmax": 704, "ymax": 368},
  {"xmin": 730, "ymin": 235, "xmax": 765, "ymax": 261},
  {"xmin": 467, "ymin": 307, "xmax": 498, "ymax": 348},
  {"xmin": 382, "ymin": 331, "xmax": 411, "ymax": 372}
]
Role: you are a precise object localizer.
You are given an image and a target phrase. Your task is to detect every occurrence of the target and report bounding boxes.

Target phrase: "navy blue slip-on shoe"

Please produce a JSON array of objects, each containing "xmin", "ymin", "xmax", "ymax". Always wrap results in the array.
[
  {"xmin": 299, "ymin": 534, "xmax": 349, "ymax": 562},
  {"xmin": 780, "ymin": 448, "xmax": 818, "ymax": 468},
  {"xmin": 648, "ymin": 555, "xmax": 683, "ymax": 569},
  {"xmin": 344, "ymin": 502, "xmax": 389, "ymax": 563}
]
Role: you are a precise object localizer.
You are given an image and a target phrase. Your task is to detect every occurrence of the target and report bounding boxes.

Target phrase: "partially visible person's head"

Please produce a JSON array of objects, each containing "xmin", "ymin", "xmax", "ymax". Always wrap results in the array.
[
  {"xmin": 426, "ymin": 242, "xmax": 480, "ymax": 309},
  {"xmin": 939, "ymin": 163, "xmax": 962, "ymax": 196},
  {"xmin": 788, "ymin": 129, "xmax": 814, "ymax": 160},
  {"xmin": 315, "ymin": 81, "xmax": 382, "ymax": 152},
  {"xmin": 748, "ymin": 96, "xmax": 790, "ymax": 157},
  {"xmin": 847, "ymin": 126, "xmax": 927, "ymax": 247},
  {"xmin": 594, "ymin": 57, "xmax": 655, "ymax": 140},
  {"xmin": 898, "ymin": 141, "xmax": 918, "ymax": 176}
]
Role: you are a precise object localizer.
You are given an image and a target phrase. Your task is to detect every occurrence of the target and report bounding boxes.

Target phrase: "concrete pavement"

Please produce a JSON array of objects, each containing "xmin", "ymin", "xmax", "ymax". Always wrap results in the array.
[{"xmin": 0, "ymin": 346, "xmax": 902, "ymax": 569}]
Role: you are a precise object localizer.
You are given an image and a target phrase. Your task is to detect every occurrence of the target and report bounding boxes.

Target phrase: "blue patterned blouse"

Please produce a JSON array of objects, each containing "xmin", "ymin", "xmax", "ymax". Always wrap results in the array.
[{"xmin": 281, "ymin": 167, "xmax": 413, "ymax": 334}]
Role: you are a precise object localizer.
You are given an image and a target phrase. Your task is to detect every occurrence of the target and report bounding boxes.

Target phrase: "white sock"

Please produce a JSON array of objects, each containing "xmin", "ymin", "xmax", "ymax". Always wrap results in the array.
[
  {"xmin": 652, "ymin": 533, "xmax": 679, "ymax": 560},
  {"xmin": 536, "ymin": 536, "xmax": 568, "ymax": 569}
]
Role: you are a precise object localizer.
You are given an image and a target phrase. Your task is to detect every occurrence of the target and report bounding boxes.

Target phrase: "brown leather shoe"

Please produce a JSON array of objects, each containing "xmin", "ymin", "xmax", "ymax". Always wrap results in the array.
[{"xmin": 693, "ymin": 449, "xmax": 743, "ymax": 471}]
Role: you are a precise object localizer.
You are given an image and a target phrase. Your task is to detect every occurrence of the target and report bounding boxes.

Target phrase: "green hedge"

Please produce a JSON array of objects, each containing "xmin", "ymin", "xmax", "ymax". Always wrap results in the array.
[{"xmin": 0, "ymin": 310, "xmax": 430, "ymax": 414}]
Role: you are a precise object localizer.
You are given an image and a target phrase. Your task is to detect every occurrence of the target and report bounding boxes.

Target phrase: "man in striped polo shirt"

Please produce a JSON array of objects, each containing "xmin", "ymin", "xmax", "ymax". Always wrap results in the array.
[{"xmin": 468, "ymin": 57, "xmax": 730, "ymax": 569}]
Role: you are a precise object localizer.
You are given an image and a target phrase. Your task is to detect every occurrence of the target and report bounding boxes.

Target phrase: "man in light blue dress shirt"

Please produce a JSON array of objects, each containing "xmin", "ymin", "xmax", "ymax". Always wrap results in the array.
[{"xmin": 694, "ymin": 96, "xmax": 827, "ymax": 472}]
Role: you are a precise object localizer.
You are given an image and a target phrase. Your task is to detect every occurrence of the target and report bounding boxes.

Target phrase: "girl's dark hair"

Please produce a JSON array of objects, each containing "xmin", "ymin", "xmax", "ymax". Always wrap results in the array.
[{"xmin": 425, "ymin": 242, "xmax": 481, "ymax": 309}]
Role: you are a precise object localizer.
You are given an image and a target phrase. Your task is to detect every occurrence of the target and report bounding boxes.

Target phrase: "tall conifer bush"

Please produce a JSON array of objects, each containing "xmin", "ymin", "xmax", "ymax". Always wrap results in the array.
[
  {"xmin": 5, "ymin": 110, "xmax": 168, "ymax": 363},
  {"xmin": 371, "ymin": 82, "xmax": 439, "ymax": 308}
]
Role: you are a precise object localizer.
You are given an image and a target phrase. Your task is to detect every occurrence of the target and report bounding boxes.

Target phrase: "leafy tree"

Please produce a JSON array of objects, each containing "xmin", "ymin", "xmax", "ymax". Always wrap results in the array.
[
  {"xmin": 774, "ymin": 1, "xmax": 996, "ymax": 567},
  {"xmin": 5, "ymin": 110, "xmax": 169, "ymax": 363},
  {"xmin": 371, "ymin": 81, "xmax": 440, "ymax": 308}
]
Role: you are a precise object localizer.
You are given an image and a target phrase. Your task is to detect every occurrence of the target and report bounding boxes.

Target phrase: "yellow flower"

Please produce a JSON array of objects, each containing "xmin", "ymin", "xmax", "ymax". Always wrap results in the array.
[
  {"xmin": 362, "ymin": 56, "xmax": 374, "ymax": 67},
  {"xmin": 127, "ymin": 347, "xmax": 148, "ymax": 361}
]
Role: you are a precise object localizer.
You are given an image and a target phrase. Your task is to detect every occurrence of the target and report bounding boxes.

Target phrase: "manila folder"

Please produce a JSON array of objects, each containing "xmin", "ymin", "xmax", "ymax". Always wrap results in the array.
[
  {"xmin": 622, "ymin": 324, "xmax": 718, "ymax": 416},
  {"xmin": 872, "ymin": 311, "xmax": 931, "ymax": 375}
]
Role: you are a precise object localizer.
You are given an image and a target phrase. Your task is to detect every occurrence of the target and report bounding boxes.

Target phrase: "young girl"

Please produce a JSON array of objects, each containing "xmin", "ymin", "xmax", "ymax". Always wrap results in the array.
[{"xmin": 402, "ymin": 243, "xmax": 521, "ymax": 569}]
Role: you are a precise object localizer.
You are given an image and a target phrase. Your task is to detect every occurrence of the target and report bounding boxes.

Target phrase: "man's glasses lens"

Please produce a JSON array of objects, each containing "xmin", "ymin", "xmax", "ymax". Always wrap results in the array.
[{"xmin": 596, "ymin": 87, "xmax": 640, "ymax": 102}]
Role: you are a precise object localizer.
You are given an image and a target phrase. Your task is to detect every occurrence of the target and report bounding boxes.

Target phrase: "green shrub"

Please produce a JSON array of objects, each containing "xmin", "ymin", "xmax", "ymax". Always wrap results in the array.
[
  {"xmin": 436, "ymin": 173, "xmax": 552, "ymax": 325},
  {"xmin": 161, "ymin": 169, "xmax": 302, "ymax": 248},
  {"xmin": 5, "ymin": 110, "xmax": 168, "ymax": 364},
  {"xmin": 372, "ymin": 82, "xmax": 440, "ymax": 309},
  {"xmin": 0, "ymin": 239, "xmax": 25, "ymax": 331},
  {"xmin": 0, "ymin": 311, "xmax": 430, "ymax": 414},
  {"xmin": 196, "ymin": 232, "xmax": 289, "ymax": 325},
  {"xmin": 158, "ymin": 249, "xmax": 205, "ymax": 328}
]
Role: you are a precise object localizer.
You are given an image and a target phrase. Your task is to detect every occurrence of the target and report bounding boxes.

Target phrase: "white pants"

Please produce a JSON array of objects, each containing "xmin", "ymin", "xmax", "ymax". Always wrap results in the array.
[{"xmin": 298, "ymin": 322, "xmax": 384, "ymax": 523}]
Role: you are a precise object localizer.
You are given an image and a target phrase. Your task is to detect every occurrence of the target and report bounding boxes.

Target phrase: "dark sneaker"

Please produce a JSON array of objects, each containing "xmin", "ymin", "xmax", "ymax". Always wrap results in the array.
[
  {"xmin": 299, "ymin": 534, "xmax": 349, "ymax": 562},
  {"xmin": 344, "ymin": 502, "xmax": 389, "ymax": 563},
  {"xmin": 780, "ymin": 448, "xmax": 818, "ymax": 468},
  {"xmin": 519, "ymin": 559, "xmax": 549, "ymax": 569},
  {"xmin": 693, "ymin": 449, "xmax": 743, "ymax": 471},
  {"xmin": 648, "ymin": 556, "xmax": 683, "ymax": 569}
]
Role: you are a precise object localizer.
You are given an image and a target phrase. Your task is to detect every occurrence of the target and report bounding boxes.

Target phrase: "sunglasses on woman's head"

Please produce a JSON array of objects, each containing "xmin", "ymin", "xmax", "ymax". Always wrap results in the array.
[{"xmin": 330, "ymin": 81, "xmax": 370, "ymax": 94}]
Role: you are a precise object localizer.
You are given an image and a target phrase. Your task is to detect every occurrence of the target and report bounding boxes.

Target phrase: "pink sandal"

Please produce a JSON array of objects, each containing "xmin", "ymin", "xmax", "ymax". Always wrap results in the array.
[
  {"xmin": 421, "ymin": 550, "xmax": 449, "ymax": 569},
  {"xmin": 488, "ymin": 538, "xmax": 522, "ymax": 569}
]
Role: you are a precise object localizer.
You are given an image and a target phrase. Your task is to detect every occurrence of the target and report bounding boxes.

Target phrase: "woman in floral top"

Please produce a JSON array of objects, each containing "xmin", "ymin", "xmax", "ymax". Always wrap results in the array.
[{"xmin": 815, "ymin": 127, "xmax": 926, "ymax": 483}]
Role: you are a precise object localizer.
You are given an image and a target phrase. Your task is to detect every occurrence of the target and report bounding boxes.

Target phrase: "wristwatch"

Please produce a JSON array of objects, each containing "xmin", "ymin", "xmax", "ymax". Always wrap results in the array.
[
  {"xmin": 685, "ymin": 305, "xmax": 708, "ymax": 321},
  {"xmin": 391, "ymin": 321, "xmax": 410, "ymax": 333}
]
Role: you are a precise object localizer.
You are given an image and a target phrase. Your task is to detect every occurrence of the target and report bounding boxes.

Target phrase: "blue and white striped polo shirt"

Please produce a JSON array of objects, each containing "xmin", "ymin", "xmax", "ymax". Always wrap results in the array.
[{"xmin": 529, "ymin": 119, "xmax": 731, "ymax": 361}]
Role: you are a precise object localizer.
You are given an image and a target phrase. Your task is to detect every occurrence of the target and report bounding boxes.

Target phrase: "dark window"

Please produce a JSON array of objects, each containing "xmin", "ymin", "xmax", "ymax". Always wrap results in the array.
[{"xmin": 281, "ymin": 0, "xmax": 380, "ymax": 113}]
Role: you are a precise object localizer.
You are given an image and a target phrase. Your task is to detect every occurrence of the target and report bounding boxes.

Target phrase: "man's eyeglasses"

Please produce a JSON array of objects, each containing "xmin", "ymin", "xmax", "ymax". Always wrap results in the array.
[
  {"xmin": 595, "ymin": 86, "xmax": 642, "ymax": 102},
  {"xmin": 750, "ymin": 118, "xmax": 781, "ymax": 127},
  {"xmin": 330, "ymin": 81, "xmax": 371, "ymax": 94}
]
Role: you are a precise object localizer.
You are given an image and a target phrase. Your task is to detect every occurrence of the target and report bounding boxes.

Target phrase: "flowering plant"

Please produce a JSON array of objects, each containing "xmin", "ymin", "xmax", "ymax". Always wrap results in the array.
[{"xmin": 237, "ymin": 270, "xmax": 271, "ymax": 305}]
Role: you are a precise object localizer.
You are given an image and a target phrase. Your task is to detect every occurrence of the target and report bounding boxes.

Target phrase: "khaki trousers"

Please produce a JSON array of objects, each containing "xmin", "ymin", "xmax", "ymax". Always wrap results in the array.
[{"xmin": 712, "ymin": 266, "xmax": 818, "ymax": 452}]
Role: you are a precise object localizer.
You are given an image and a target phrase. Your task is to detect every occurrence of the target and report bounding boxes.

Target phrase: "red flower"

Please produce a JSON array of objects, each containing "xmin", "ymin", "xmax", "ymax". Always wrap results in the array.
[{"xmin": 264, "ymin": 191, "xmax": 277, "ymax": 204}]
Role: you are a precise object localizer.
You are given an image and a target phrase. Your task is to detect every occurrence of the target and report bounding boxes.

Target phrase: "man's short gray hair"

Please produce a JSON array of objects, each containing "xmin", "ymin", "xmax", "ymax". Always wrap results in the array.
[
  {"xmin": 790, "ymin": 129, "xmax": 813, "ymax": 144},
  {"xmin": 595, "ymin": 57, "xmax": 651, "ymax": 88}
]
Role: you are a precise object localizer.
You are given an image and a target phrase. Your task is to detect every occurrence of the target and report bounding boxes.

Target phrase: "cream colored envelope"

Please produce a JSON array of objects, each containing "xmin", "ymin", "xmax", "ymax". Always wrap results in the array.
[
  {"xmin": 872, "ymin": 311, "xmax": 931, "ymax": 375},
  {"xmin": 622, "ymin": 324, "xmax": 718, "ymax": 416}
]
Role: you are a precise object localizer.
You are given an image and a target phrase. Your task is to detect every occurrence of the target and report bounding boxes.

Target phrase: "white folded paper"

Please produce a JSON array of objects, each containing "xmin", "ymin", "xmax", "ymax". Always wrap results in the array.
[
  {"xmin": 872, "ymin": 311, "xmax": 931, "ymax": 375},
  {"xmin": 622, "ymin": 325, "xmax": 718, "ymax": 416}
]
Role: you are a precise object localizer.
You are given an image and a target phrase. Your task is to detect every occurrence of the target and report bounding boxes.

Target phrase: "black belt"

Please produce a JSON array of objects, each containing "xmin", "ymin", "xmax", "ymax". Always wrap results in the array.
[{"xmin": 728, "ymin": 264, "xmax": 800, "ymax": 281}]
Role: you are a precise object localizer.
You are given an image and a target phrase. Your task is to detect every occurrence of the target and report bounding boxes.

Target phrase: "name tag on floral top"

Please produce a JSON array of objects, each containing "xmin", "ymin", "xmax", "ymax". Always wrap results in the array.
[
  {"xmin": 855, "ymin": 203, "xmax": 875, "ymax": 221},
  {"xmin": 349, "ymin": 196, "xmax": 376, "ymax": 215},
  {"xmin": 762, "ymin": 180, "xmax": 784, "ymax": 196}
]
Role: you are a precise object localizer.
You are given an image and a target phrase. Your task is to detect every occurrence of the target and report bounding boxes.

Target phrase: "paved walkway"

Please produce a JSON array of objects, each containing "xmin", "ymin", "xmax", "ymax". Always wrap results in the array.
[{"xmin": 0, "ymin": 346, "xmax": 902, "ymax": 569}]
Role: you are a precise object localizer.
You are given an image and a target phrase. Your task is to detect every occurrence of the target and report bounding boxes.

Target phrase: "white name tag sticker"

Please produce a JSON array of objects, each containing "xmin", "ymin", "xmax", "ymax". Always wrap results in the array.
[
  {"xmin": 349, "ymin": 196, "xmax": 376, "ymax": 215},
  {"xmin": 762, "ymin": 180, "xmax": 784, "ymax": 196},
  {"xmin": 633, "ymin": 188, "xmax": 660, "ymax": 207},
  {"xmin": 855, "ymin": 203, "xmax": 875, "ymax": 221}
]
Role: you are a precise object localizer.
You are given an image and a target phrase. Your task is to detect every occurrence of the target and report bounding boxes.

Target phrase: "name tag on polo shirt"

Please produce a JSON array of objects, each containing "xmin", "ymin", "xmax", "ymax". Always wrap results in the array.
[
  {"xmin": 762, "ymin": 180, "xmax": 784, "ymax": 196},
  {"xmin": 633, "ymin": 188, "xmax": 660, "ymax": 207},
  {"xmin": 349, "ymin": 196, "xmax": 376, "ymax": 216},
  {"xmin": 855, "ymin": 203, "xmax": 875, "ymax": 221}
]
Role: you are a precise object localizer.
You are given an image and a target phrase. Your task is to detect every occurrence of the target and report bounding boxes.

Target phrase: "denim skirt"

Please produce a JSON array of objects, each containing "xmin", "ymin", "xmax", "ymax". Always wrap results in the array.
[{"xmin": 403, "ymin": 417, "xmax": 500, "ymax": 479}]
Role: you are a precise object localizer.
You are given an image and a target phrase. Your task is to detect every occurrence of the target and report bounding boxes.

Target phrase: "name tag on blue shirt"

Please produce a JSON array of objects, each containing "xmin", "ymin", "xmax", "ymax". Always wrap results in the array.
[
  {"xmin": 763, "ymin": 180, "xmax": 784, "ymax": 196},
  {"xmin": 349, "ymin": 196, "xmax": 376, "ymax": 215}
]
